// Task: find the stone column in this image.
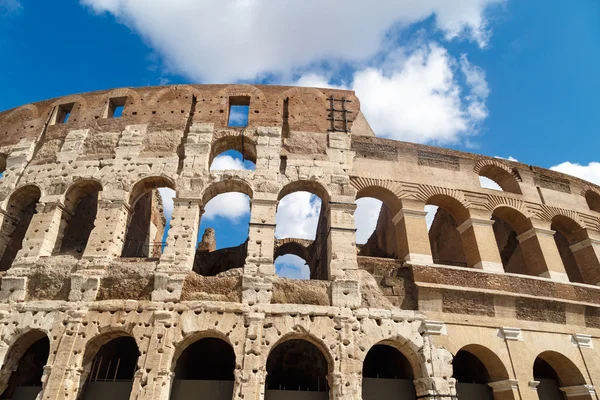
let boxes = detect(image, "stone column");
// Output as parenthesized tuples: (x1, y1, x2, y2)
(39, 309, 87, 400)
(82, 189, 131, 260)
(488, 379, 520, 400)
(394, 200, 434, 264)
(517, 226, 569, 282)
(329, 201, 362, 308)
(134, 310, 175, 400)
(152, 196, 202, 302)
(569, 238, 600, 285)
(181, 123, 213, 174)
(12, 198, 65, 263)
(242, 196, 277, 305)
(457, 217, 504, 272)
(235, 312, 267, 400)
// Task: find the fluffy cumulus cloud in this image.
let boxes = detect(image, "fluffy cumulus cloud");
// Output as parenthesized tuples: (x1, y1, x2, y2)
(81, 0, 501, 82)
(275, 192, 321, 240)
(210, 154, 246, 171)
(275, 254, 310, 280)
(204, 193, 250, 221)
(550, 162, 600, 186)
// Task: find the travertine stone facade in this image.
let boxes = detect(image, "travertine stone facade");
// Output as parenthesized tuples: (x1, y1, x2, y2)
(0, 84, 599, 400)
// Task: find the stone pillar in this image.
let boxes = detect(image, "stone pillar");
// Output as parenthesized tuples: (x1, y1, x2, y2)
(181, 123, 213, 174)
(152, 197, 202, 302)
(242, 195, 277, 305)
(13, 199, 65, 263)
(235, 312, 266, 400)
(394, 200, 433, 264)
(457, 217, 504, 272)
(517, 226, 569, 282)
(254, 126, 282, 171)
(569, 238, 600, 285)
(82, 189, 131, 260)
(0, 138, 36, 199)
(488, 379, 520, 400)
(134, 310, 175, 400)
(329, 201, 361, 308)
(330, 372, 362, 400)
(39, 309, 87, 400)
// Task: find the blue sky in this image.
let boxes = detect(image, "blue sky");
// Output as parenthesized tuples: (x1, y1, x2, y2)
(2, 0, 600, 279)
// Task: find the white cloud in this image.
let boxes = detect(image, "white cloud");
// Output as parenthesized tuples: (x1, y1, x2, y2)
(354, 198, 383, 244)
(296, 44, 489, 144)
(275, 254, 310, 280)
(158, 187, 175, 222)
(210, 154, 247, 171)
(204, 192, 250, 221)
(81, 0, 501, 82)
(494, 155, 518, 162)
(550, 162, 600, 186)
(275, 192, 321, 240)
(479, 176, 503, 191)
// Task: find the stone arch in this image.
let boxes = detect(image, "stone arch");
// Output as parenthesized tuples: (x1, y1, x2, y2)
(77, 331, 140, 400)
(265, 334, 333, 396)
(201, 179, 253, 206)
(148, 85, 200, 107)
(362, 342, 417, 400)
(56, 179, 103, 255)
(583, 188, 600, 213)
(209, 131, 258, 168)
(534, 351, 592, 399)
(0, 185, 41, 271)
(215, 84, 267, 104)
(474, 159, 522, 194)
(278, 180, 330, 205)
(280, 86, 328, 106)
(122, 175, 175, 258)
(454, 344, 510, 381)
(170, 330, 235, 367)
(128, 175, 176, 207)
(169, 333, 236, 400)
(105, 87, 142, 107)
(0, 329, 49, 399)
(354, 183, 402, 215)
(550, 215, 600, 284)
(359, 336, 425, 381)
(274, 239, 311, 262)
(5, 104, 39, 122)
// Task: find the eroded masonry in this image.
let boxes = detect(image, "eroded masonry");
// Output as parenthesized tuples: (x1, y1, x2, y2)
(0, 84, 598, 400)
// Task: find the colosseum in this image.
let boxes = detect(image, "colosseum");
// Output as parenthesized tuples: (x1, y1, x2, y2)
(0, 84, 597, 400)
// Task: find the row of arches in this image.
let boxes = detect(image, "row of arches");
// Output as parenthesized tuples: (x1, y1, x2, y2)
(357, 184, 600, 285)
(0, 329, 591, 400)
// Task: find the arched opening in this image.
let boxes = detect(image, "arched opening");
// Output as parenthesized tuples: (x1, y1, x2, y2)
(452, 345, 514, 400)
(478, 165, 522, 194)
(56, 180, 102, 256)
(0, 331, 49, 400)
(492, 207, 542, 277)
(80, 336, 139, 400)
(265, 339, 329, 399)
(275, 182, 328, 280)
(122, 177, 174, 258)
(0, 185, 41, 271)
(193, 181, 251, 276)
(426, 195, 470, 267)
(274, 240, 311, 278)
(355, 187, 402, 259)
(534, 351, 592, 400)
(362, 344, 416, 400)
(551, 216, 596, 284)
(585, 190, 600, 213)
(209, 135, 257, 172)
(170, 337, 235, 400)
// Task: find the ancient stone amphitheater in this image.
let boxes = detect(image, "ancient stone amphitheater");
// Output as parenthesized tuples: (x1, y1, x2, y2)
(0, 84, 598, 400)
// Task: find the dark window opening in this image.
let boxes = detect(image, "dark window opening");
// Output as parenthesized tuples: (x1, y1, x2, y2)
(55, 103, 74, 125)
(58, 184, 100, 256)
(266, 339, 329, 393)
(0, 188, 40, 271)
(170, 338, 235, 400)
(362, 345, 416, 400)
(534, 358, 565, 400)
(107, 97, 127, 118)
(228, 96, 250, 127)
(122, 189, 167, 258)
(0, 336, 49, 399)
(453, 350, 494, 400)
(428, 207, 467, 267)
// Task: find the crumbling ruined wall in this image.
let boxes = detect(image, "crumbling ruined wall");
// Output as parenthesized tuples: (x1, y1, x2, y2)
(0, 84, 599, 400)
